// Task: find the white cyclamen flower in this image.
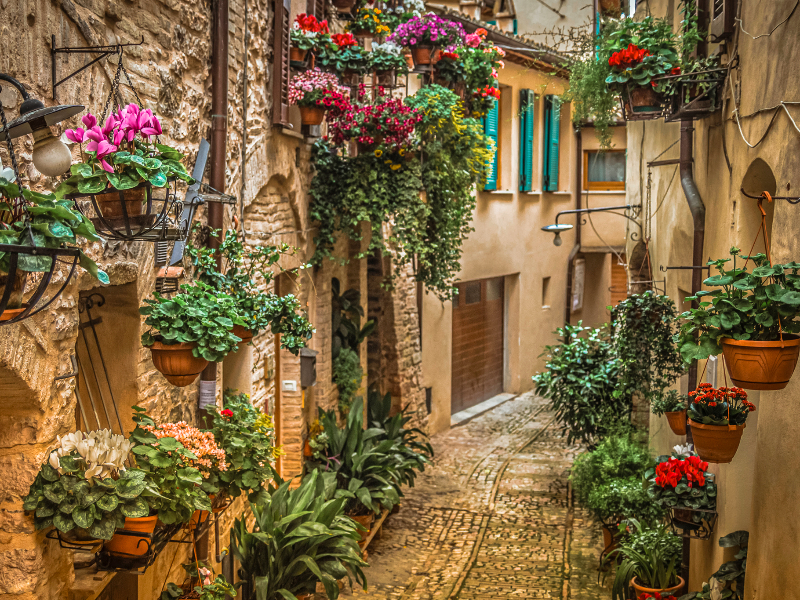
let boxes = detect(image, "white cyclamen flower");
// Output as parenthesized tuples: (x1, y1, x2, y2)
(673, 443, 694, 456)
(49, 451, 61, 471)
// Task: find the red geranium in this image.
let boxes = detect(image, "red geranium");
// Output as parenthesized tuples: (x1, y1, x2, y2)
(332, 32, 358, 49)
(294, 13, 329, 34)
(609, 43, 651, 69)
(221, 409, 234, 418)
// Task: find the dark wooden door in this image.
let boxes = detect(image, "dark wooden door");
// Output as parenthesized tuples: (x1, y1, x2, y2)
(451, 277, 505, 414)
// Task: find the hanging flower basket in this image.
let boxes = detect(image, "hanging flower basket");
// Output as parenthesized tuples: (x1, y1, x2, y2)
(103, 515, 158, 558)
(232, 324, 255, 345)
(290, 47, 308, 63)
(666, 506, 718, 540)
(331, 0, 356, 10)
(147, 340, 209, 387)
(721, 336, 800, 390)
(299, 106, 325, 126)
(689, 420, 746, 463)
(665, 409, 687, 435)
(411, 45, 436, 66)
(69, 179, 185, 242)
(0, 245, 81, 325)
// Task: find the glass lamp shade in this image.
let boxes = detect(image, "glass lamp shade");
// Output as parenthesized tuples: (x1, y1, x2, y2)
(32, 128, 73, 176)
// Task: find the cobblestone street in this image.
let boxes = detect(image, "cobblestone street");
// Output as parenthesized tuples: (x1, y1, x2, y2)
(350, 392, 611, 600)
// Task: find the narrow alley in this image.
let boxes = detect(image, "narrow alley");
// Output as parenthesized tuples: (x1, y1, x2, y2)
(351, 393, 610, 600)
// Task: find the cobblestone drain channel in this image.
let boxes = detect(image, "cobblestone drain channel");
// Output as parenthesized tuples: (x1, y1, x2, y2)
(348, 392, 611, 600)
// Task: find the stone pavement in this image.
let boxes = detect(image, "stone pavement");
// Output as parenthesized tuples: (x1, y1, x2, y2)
(348, 392, 611, 600)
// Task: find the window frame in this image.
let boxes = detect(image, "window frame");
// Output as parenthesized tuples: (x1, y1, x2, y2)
(583, 150, 626, 191)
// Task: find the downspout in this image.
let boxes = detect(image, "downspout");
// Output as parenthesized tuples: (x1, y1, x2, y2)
(564, 126, 582, 326)
(679, 117, 704, 590)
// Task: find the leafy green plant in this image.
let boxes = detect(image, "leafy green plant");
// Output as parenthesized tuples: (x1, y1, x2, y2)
(687, 383, 755, 426)
(209, 389, 278, 504)
(676, 247, 800, 362)
(188, 228, 314, 353)
(602, 17, 679, 92)
(678, 531, 748, 600)
(533, 323, 628, 445)
(602, 519, 682, 600)
(370, 41, 410, 72)
(231, 469, 368, 600)
(651, 390, 689, 417)
(611, 292, 685, 409)
(367, 388, 433, 488)
(23, 431, 156, 540)
(585, 478, 663, 525)
(306, 397, 403, 515)
(140, 281, 246, 362)
(130, 407, 213, 524)
(571, 431, 654, 504)
(332, 280, 375, 358)
(162, 564, 236, 600)
(333, 348, 363, 415)
(0, 178, 109, 287)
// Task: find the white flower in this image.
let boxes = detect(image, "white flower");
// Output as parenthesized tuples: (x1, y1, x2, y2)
(52, 429, 133, 480)
(49, 451, 61, 471)
(673, 443, 694, 456)
(0, 166, 15, 182)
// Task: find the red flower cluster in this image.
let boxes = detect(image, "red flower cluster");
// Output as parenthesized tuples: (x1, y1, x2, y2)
(328, 98, 422, 150)
(438, 50, 460, 61)
(221, 409, 234, 418)
(639, 594, 676, 600)
(332, 32, 358, 49)
(655, 455, 709, 489)
(474, 85, 500, 99)
(608, 43, 651, 69)
(690, 382, 752, 409)
(294, 13, 329, 33)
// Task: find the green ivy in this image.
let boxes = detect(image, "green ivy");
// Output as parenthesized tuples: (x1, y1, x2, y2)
(333, 348, 363, 415)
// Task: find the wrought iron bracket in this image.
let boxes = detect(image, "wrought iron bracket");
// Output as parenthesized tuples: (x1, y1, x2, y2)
(50, 35, 144, 101)
(659, 263, 711, 273)
(554, 204, 642, 227)
(740, 187, 800, 204)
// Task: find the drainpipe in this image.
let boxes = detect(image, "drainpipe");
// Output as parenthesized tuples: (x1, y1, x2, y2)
(564, 126, 582, 326)
(679, 117, 704, 590)
(196, 0, 228, 560)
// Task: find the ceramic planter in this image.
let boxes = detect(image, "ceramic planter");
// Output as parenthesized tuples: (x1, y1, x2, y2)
(411, 45, 435, 66)
(631, 576, 685, 597)
(94, 185, 146, 219)
(299, 105, 325, 126)
(628, 86, 662, 112)
(104, 515, 158, 557)
(148, 340, 209, 387)
(290, 47, 308, 63)
(331, 0, 356, 9)
(721, 336, 800, 390)
(232, 324, 255, 346)
(665, 410, 687, 436)
(689, 419, 745, 463)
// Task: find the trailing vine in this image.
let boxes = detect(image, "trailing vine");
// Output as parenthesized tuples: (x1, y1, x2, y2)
(610, 292, 685, 407)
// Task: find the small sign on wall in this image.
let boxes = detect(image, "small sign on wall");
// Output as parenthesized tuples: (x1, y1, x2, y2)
(572, 258, 585, 312)
(282, 380, 298, 392)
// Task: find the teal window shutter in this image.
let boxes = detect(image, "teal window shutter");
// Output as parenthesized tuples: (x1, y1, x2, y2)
(519, 90, 534, 192)
(543, 95, 561, 192)
(483, 90, 499, 192)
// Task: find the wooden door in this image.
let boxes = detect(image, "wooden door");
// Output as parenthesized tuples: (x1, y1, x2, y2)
(451, 277, 505, 414)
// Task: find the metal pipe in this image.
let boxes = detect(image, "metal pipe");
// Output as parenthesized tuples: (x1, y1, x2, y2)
(679, 117, 705, 590)
(564, 126, 582, 326)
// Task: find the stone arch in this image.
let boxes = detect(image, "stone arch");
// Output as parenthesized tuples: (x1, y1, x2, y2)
(738, 158, 777, 256)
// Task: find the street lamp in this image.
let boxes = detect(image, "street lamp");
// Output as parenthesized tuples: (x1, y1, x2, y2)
(541, 205, 642, 246)
(0, 74, 83, 177)
(541, 223, 573, 247)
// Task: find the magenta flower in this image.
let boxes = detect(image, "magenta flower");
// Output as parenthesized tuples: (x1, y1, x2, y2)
(82, 114, 97, 129)
(65, 127, 86, 144)
(465, 33, 480, 47)
(93, 140, 118, 173)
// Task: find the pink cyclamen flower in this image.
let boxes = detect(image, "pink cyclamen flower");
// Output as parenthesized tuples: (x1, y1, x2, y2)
(93, 140, 118, 173)
(81, 114, 97, 129)
(65, 127, 86, 144)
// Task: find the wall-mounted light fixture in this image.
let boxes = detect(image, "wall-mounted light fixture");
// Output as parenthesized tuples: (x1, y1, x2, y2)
(0, 74, 82, 177)
(541, 204, 642, 246)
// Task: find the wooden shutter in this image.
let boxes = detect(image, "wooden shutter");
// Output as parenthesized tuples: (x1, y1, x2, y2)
(272, 0, 291, 127)
(483, 88, 500, 192)
(306, 0, 326, 21)
(543, 95, 560, 192)
(518, 89, 534, 192)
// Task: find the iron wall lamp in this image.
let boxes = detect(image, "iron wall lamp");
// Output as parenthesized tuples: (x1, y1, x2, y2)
(541, 204, 642, 246)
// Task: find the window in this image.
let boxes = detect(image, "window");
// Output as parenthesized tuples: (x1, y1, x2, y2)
(584, 150, 626, 191)
(542, 95, 561, 191)
(542, 276, 551, 308)
(464, 281, 481, 305)
(518, 89, 534, 192)
(483, 84, 500, 191)
(272, 0, 292, 127)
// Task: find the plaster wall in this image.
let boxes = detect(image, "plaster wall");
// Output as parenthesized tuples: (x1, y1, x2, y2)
(629, 0, 800, 595)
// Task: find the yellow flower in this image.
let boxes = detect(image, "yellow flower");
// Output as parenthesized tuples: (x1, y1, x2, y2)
(384, 159, 392, 164)
(390, 164, 402, 171)
(399, 148, 406, 156)
(374, 8, 381, 13)
(374, 149, 383, 157)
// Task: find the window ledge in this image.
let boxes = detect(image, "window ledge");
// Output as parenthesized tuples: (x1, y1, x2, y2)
(584, 189, 626, 194)
(481, 190, 515, 196)
(543, 191, 573, 196)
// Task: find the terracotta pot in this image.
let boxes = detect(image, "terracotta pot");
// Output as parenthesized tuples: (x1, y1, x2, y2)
(689, 419, 745, 463)
(304, 439, 313, 457)
(210, 492, 231, 514)
(404, 53, 415, 70)
(411, 45, 435, 66)
(290, 47, 308, 63)
(721, 336, 800, 390)
(665, 410, 687, 436)
(599, 0, 622, 15)
(186, 508, 210, 530)
(331, 0, 356, 9)
(602, 525, 620, 552)
(94, 186, 146, 219)
(299, 105, 325, 126)
(148, 341, 209, 387)
(629, 86, 662, 112)
(104, 515, 158, 557)
(232, 324, 255, 346)
(349, 513, 373, 542)
(295, 594, 313, 600)
(350, 29, 373, 39)
(631, 576, 685, 597)
(0, 270, 28, 311)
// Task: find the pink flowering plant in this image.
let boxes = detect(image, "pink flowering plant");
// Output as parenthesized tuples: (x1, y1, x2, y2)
(56, 103, 194, 199)
(288, 69, 349, 108)
(462, 30, 506, 93)
(130, 407, 214, 524)
(388, 13, 465, 48)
